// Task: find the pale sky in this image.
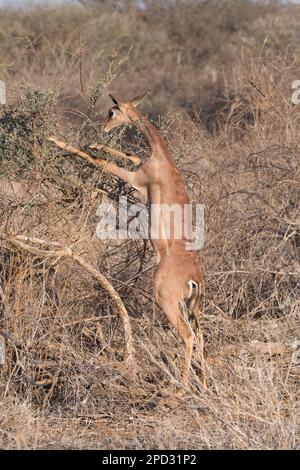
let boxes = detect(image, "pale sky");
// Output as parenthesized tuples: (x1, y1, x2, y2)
(0, 0, 299, 6)
(0, 0, 77, 6)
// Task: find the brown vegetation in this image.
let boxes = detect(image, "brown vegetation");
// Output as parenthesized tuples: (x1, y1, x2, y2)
(0, 0, 299, 449)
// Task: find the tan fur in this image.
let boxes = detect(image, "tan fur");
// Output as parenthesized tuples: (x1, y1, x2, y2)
(102, 94, 206, 388)
(49, 93, 206, 388)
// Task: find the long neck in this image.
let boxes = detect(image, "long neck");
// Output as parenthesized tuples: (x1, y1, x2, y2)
(129, 109, 171, 159)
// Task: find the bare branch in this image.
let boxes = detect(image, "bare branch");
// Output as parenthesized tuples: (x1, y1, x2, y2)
(3, 235, 135, 368)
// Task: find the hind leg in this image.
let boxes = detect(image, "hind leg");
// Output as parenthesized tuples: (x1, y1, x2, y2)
(180, 301, 207, 389)
(182, 325, 195, 388)
(195, 321, 207, 389)
(159, 298, 195, 388)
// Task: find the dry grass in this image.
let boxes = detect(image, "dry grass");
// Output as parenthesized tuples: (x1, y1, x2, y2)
(0, 0, 299, 450)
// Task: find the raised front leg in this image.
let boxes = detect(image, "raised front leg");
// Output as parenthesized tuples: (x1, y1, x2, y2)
(89, 143, 142, 166)
(48, 137, 146, 197)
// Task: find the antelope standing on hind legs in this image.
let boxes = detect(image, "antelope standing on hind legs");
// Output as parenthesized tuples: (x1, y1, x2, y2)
(49, 92, 206, 389)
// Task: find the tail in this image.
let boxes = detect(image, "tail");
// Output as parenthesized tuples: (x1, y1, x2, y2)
(179, 279, 201, 326)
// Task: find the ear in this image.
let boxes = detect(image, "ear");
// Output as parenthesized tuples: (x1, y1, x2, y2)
(131, 90, 149, 108)
(109, 93, 121, 108)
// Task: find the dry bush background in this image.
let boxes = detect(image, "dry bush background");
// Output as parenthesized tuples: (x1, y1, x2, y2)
(0, 0, 299, 449)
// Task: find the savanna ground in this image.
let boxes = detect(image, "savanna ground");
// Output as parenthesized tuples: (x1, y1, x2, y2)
(0, 0, 299, 449)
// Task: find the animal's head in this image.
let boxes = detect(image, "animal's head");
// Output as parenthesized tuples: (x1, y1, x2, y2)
(101, 91, 148, 133)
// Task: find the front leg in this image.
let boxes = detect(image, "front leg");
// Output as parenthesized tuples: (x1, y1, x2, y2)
(89, 143, 142, 166)
(48, 137, 146, 197)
